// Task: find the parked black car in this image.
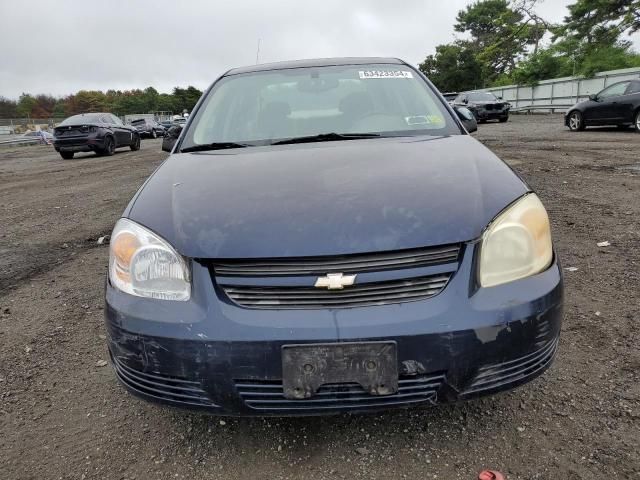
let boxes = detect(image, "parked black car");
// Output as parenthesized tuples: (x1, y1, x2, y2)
(565, 79, 640, 132)
(130, 118, 166, 138)
(106, 57, 561, 416)
(454, 91, 510, 123)
(53, 113, 140, 159)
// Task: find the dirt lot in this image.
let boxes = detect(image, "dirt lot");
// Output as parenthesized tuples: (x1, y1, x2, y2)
(1, 116, 639, 480)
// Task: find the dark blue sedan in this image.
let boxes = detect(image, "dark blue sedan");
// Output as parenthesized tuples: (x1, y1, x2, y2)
(105, 57, 562, 415)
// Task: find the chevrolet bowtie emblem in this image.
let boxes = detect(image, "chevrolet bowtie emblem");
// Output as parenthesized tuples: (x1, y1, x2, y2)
(314, 273, 357, 290)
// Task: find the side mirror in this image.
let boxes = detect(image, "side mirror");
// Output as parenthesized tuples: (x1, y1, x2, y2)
(454, 106, 477, 133)
(162, 125, 182, 152)
(462, 98, 468, 104)
(497, 96, 503, 100)
(589, 94, 598, 101)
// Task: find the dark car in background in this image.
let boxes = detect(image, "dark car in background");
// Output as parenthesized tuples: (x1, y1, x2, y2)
(442, 92, 458, 105)
(106, 57, 562, 416)
(53, 113, 140, 159)
(454, 91, 510, 123)
(130, 118, 166, 138)
(565, 79, 640, 132)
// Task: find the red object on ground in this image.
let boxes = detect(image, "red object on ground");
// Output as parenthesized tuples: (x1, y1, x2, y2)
(478, 471, 505, 480)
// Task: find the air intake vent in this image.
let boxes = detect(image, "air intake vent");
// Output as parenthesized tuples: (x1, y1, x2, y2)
(235, 373, 445, 413)
(221, 274, 451, 309)
(212, 244, 460, 277)
(462, 337, 559, 397)
(110, 353, 216, 408)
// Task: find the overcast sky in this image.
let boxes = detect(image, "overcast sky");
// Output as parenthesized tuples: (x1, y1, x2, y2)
(1, 0, 638, 99)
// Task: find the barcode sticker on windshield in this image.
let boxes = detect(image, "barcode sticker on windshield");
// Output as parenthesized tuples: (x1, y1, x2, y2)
(359, 70, 413, 79)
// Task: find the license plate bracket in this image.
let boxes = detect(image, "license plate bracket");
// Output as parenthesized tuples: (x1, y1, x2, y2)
(282, 342, 398, 400)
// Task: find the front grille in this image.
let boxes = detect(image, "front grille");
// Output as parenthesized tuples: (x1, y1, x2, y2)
(212, 244, 460, 276)
(461, 337, 558, 397)
(110, 353, 217, 408)
(235, 373, 445, 413)
(221, 273, 451, 309)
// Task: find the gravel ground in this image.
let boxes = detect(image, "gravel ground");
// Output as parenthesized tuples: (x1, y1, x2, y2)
(1, 116, 638, 480)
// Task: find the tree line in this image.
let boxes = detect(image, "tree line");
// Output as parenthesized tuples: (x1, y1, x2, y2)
(419, 0, 640, 92)
(0, 86, 203, 119)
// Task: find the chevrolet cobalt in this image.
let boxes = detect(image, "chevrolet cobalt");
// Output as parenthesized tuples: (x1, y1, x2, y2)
(105, 58, 562, 415)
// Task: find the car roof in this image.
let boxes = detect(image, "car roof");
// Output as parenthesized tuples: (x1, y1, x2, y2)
(225, 57, 406, 76)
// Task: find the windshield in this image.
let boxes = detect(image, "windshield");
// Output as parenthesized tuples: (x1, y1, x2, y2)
(59, 113, 102, 125)
(468, 92, 497, 102)
(181, 63, 459, 150)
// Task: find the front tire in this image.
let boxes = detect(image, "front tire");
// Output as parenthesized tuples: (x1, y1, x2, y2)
(499, 116, 509, 123)
(634, 109, 640, 133)
(60, 151, 74, 160)
(568, 111, 585, 131)
(151, 129, 157, 139)
(130, 134, 141, 151)
(102, 136, 115, 156)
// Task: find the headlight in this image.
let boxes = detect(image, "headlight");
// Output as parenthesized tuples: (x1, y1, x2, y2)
(109, 218, 190, 301)
(479, 194, 553, 288)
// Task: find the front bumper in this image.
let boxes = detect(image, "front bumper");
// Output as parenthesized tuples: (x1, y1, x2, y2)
(473, 108, 509, 120)
(105, 243, 563, 416)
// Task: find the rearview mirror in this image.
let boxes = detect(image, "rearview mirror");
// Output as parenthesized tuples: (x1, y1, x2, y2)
(162, 125, 183, 152)
(454, 106, 477, 133)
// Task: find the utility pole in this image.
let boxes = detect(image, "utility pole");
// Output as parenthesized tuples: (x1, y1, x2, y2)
(256, 38, 261, 65)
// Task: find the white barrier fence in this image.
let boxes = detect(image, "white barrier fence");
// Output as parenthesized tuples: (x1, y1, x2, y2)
(483, 67, 640, 112)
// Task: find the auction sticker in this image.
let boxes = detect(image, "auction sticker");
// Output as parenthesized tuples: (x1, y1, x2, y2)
(359, 70, 413, 79)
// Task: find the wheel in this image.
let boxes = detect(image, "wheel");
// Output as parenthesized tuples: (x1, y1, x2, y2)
(635, 110, 640, 133)
(151, 129, 157, 139)
(499, 116, 509, 123)
(567, 111, 585, 131)
(130, 134, 141, 151)
(102, 136, 115, 156)
(60, 151, 74, 160)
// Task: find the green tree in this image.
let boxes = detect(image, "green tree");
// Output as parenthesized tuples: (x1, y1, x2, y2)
(455, 0, 548, 82)
(551, 0, 640, 78)
(142, 86, 159, 113)
(16, 93, 37, 117)
(506, 48, 573, 85)
(66, 90, 107, 114)
(172, 86, 203, 113)
(52, 100, 66, 118)
(560, 0, 640, 44)
(0, 96, 18, 118)
(419, 42, 483, 92)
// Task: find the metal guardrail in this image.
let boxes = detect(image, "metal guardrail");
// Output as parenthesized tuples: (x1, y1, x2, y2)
(0, 136, 42, 147)
(484, 67, 640, 110)
(511, 104, 573, 113)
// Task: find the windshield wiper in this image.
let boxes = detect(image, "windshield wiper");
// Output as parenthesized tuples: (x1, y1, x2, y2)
(271, 132, 383, 146)
(181, 142, 250, 153)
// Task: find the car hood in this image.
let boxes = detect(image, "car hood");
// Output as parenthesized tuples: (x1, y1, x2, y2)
(126, 136, 528, 259)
